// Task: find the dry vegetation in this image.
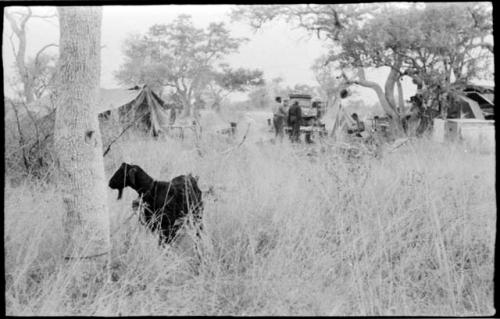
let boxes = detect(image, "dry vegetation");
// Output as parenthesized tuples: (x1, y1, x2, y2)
(4, 128, 496, 316)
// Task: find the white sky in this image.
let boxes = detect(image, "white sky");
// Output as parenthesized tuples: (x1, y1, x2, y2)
(3, 4, 453, 106)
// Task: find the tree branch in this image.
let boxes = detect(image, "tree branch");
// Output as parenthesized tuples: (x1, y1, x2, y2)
(31, 14, 58, 20)
(21, 7, 32, 30)
(8, 31, 18, 58)
(34, 43, 58, 67)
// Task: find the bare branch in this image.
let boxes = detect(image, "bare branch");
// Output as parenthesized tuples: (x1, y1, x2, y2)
(20, 7, 33, 30)
(34, 43, 58, 67)
(5, 10, 22, 35)
(30, 14, 58, 20)
(9, 31, 18, 58)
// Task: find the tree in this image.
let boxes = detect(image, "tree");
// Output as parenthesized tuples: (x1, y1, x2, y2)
(311, 56, 340, 105)
(231, 4, 362, 41)
(397, 3, 493, 117)
(247, 85, 271, 109)
(54, 7, 110, 267)
(5, 7, 58, 104)
(25, 52, 58, 100)
(232, 4, 405, 130)
(311, 55, 343, 108)
(205, 65, 264, 112)
(245, 77, 289, 109)
(115, 15, 247, 118)
(234, 3, 493, 133)
(333, 6, 407, 123)
(289, 83, 318, 95)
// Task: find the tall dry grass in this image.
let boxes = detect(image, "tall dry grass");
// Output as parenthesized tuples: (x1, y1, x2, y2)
(4, 131, 496, 316)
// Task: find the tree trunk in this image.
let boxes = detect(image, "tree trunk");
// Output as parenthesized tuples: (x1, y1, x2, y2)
(180, 95, 192, 118)
(352, 79, 401, 120)
(384, 57, 403, 112)
(351, 67, 403, 134)
(396, 78, 405, 113)
(54, 7, 110, 266)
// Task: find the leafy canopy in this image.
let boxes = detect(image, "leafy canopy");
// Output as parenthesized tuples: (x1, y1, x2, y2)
(115, 14, 248, 111)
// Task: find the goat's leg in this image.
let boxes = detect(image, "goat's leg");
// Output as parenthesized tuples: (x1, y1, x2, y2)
(158, 233, 167, 247)
(132, 199, 140, 211)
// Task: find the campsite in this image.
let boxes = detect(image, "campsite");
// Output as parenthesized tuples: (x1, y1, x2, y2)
(3, 4, 495, 316)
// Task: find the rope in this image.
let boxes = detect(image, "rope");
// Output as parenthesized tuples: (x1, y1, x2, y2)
(63, 202, 140, 261)
(64, 251, 109, 261)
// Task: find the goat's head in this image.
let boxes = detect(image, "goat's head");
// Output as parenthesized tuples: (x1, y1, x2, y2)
(108, 162, 139, 199)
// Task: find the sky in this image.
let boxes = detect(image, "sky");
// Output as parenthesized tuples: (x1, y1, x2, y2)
(3, 5, 427, 106)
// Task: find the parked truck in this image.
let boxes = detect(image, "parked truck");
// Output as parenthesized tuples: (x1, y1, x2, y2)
(283, 93, 327, 142)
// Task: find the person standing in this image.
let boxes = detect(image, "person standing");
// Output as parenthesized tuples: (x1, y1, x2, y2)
(272, 96, 287, 140)
(347, 113, 365, 137)
(288, 101, 302, 143)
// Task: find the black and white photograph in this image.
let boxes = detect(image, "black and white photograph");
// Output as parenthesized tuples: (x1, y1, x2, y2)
(3, 3, 495, 316)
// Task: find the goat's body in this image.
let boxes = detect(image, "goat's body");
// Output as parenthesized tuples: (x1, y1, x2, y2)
(141, 175, 203, 243)
(109, 163, 203, 245)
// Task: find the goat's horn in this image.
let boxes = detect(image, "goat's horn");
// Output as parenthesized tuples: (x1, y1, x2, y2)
(117, 188, 123, 200)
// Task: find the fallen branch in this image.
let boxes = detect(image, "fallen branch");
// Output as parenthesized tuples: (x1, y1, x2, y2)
(388, 137, 410, 153)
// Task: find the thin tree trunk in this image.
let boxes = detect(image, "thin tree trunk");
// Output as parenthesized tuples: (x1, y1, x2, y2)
(11, 102, 30, 173)
(6, 10, 35, 104)
(396, 78, 405, 113)
(384, 58, 402, 112)
(180, 95, 192, 118)
(54, 7, 110, 266)
(351, 79, 401, 121)
(350, 79, 404, 134)
(350, 67, 403, 134)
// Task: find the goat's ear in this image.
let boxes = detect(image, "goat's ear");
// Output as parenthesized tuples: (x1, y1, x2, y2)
(128, 166, 137, 186)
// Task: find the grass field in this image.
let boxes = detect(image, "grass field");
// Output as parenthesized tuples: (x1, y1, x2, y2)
(4, 129, 496, 316)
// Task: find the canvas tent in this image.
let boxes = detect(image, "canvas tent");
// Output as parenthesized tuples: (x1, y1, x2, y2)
(454, 95, 485, 120)
(462, 84, 494, 120)
(445, 84, 494, 120)
(27, 85, 172, 136)
(322, 97, 357, 139)
(100, 85, 172, 136)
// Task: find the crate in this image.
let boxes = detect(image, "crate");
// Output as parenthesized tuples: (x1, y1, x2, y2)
(432, 119, 446, 143)
(445, 119, 495, 152)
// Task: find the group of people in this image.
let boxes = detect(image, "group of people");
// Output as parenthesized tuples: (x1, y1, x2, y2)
(273, 95, 366, 142)
(272, 96, 302, 143)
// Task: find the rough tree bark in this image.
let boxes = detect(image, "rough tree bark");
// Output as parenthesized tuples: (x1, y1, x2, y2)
(54, 7, 110, 265)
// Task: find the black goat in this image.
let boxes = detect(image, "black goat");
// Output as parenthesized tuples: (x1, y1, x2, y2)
(108, 162, 203, 244)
